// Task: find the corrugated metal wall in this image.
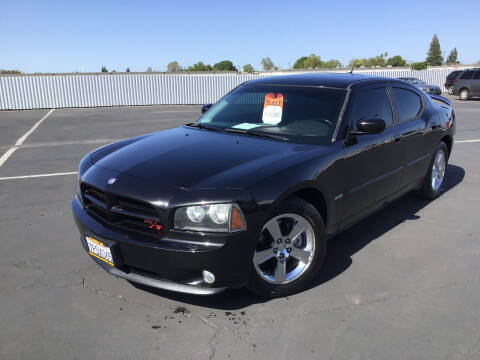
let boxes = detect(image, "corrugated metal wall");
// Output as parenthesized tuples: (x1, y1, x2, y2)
(351, 67, 458, 92)
(0, 67, 466, 110)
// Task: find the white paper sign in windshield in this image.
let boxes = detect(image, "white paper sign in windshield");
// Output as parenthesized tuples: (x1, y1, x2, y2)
(262, 93, 284, 125)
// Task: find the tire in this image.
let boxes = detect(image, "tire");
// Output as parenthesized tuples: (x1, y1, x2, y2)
(459, 88, 471, 101)
(416, 141, 449, 200)
(247, 196, 327, 298)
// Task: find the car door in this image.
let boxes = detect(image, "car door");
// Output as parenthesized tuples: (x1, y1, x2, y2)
(472, 71, 480, 96)
(338, 84, 405, 227)
(389, 86, 429, 186)
(458, 70, 474, 93)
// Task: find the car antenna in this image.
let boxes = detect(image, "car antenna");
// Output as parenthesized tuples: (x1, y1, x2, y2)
(349, 59, 356, 74)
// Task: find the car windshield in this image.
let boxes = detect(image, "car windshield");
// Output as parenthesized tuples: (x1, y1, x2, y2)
(410, 78, 425, 84)
(196, 85, 347, 144)
(403, 78, 424, 84)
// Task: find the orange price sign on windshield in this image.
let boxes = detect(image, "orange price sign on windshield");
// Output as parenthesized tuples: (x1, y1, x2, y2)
(264, 93, 284, 109)
(262, 93, 284, 124)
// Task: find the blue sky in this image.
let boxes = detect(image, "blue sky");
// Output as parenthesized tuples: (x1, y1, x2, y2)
(1, 0, 478, 73)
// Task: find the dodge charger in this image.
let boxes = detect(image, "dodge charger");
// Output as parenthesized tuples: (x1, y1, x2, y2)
(72, 74, 455, 297)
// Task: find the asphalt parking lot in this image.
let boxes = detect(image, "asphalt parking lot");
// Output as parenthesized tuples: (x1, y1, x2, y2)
(1, 96, 479, 360)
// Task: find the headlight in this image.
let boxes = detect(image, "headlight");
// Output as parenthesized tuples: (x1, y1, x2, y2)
(186, 206, 206, 223)
(174, 203, 246, 232)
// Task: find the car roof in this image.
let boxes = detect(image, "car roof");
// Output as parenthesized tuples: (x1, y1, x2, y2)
(245, 73, 402, 89)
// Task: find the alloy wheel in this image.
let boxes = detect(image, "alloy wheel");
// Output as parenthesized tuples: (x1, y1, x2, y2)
(460, 89, 470, 100)
(431, 149, 446, 191)
(253, 213, 315, 284)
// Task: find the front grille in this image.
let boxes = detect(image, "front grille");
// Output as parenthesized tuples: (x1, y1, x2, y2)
(81, 182, 163, 238)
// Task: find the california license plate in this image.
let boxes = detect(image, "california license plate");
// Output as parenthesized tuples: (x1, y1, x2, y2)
(86, 236, 114, 267)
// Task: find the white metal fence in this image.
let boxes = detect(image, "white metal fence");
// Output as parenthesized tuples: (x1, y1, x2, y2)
(0, 67, 468, 110)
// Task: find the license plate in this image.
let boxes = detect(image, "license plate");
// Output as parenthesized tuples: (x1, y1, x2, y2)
(86, 236, 114, 267)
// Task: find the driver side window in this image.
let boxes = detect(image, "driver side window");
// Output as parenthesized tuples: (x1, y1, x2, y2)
(353, 87, 394, 129)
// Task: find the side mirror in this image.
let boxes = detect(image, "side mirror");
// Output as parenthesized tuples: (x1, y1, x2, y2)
(350, 118, 386, 136)
(201, 104, 213, 113)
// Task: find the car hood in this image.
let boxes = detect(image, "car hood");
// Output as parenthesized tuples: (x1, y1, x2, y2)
(90, 127, 326, 190)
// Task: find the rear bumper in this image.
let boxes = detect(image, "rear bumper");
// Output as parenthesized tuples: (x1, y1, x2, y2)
(72, 196, 257, 294)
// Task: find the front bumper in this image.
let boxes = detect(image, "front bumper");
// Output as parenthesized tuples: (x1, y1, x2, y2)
(72, 196, 257, 294)
(85, 249, 226, 295)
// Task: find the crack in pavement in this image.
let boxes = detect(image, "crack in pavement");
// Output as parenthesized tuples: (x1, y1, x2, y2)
(80, 275, 258, 354)
(208, 328, 219, 360)
(13, 263, 97, 291)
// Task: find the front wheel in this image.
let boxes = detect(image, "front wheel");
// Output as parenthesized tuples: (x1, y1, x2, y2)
(247, 197, 327, 298)
(416, 141, 448, 199)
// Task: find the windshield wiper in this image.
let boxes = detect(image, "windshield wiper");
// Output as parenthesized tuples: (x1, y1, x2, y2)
(185, 122, 221, 132)
(224, 127, 289, 141)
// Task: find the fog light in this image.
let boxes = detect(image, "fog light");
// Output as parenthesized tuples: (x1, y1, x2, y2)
(202, 270, 215, 284)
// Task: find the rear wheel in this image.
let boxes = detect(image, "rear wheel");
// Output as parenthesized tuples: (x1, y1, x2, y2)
(459, 88, 471, 101)
(416, 141, 448, 199)
(248, 197, 327, 298)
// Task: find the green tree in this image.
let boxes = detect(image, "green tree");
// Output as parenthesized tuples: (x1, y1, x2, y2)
(261, 57, 275, 71)
(212, 60, 237, 72)
(348, 58, 368, 68)
(125, 67, 131, 72)
(426, 34, 443, 66)
(101, 66, 108, 72)
(411, 62, 428, 70)
(0, 69, 22, 74)
(167, 61, 182, 72)
(293, 56, 308, 69)
(321, 59, 342, 68)
(303, 54, 322, 69)
(366, 55, 386, 67)
(446, 48, 459, 65)
(187, 62, 212, 71)
(386, 55, 407, 67)
(242, 64, 254, 73)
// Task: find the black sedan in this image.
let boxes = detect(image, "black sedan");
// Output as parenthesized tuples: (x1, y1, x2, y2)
(398, 77, 442, 95)
(72, 74, 455, 297)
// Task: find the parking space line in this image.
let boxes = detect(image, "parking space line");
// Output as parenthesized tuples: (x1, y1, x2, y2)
(0, 147, 18, 168)
(0, 171, 78, 181)
(15, 109, 56, 146)
(455, 139, 480, 143)
(0, 109, 55, 168)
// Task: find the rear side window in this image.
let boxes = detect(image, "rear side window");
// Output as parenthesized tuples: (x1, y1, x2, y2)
(473, 71, 480, 80)
(390, 88, 422, 122)
(461, 71, 474, 79)
(447, 71, 460, 80)
(353, 88, 393, 128)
